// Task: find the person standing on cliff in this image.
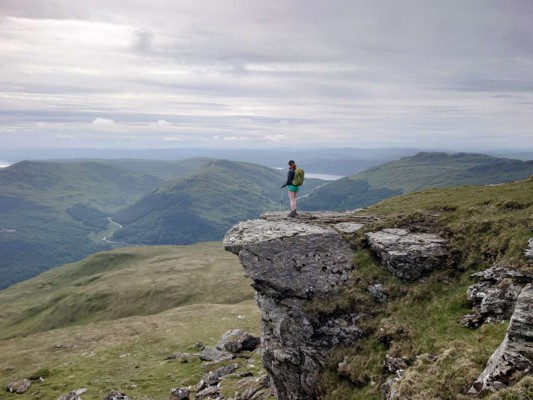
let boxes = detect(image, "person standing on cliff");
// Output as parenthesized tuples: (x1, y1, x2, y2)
(281, 160, 299, 218)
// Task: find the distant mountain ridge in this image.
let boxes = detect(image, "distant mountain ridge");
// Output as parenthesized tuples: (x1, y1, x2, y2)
(112, 159, 323, 245)
(0, 161, 163, 288)
(0, 158, 324, 288)
(300, 152, 533, 211)
(2, 152, 531, 289)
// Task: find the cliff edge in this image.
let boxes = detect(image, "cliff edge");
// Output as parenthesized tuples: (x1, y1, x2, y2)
(224, 209, 533, 400)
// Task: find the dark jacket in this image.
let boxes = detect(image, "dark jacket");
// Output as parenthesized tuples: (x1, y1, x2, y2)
(281, 169, 295, 188)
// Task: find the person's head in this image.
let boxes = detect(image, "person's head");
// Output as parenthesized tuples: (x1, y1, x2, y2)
(288, 160, 296, 170)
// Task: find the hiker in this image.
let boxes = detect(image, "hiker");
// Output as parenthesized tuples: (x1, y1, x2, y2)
(281, 160, 299, 218)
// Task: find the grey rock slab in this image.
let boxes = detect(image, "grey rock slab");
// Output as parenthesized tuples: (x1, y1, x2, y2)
(224, 220, 354, 299)
(199, 346, 234, 362)
(333, 222, 365, 234)
(57, 389, 88, 400)
(366, 228, 448, 280)
(260, 210, 372, 224)
(469, 283, 533, 395)
(217, 329, 259, 353)
(224, 219, 335, 255)
(169, 388, 190, 400)
(459, 264, 533, 328)
(102, 391, 129, 400)
(6, 378, 31, 394)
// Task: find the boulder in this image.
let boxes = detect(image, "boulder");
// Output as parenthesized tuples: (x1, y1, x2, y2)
(102, 390, 129, 400)
(169, 387, 190, 400)
(216, 329, 259, 353)
(469, 283, 533, 395)
(458, 264, 533, 328)
(6, 378, 31, 394)
(199, 346, 234, 362)
(57, 389, 88, 400)
(365, 228, 448, 281)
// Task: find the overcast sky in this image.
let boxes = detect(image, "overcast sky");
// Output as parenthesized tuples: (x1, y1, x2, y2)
(1, 0, 532, 151)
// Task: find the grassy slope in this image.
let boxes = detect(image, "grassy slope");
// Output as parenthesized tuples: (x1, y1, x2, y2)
(316, 176, 533, 399)
(300, 152, 533, 211)
(0, 242, 261, 400)
(0, 242, 253, 339)
(113, 159, 324, 245)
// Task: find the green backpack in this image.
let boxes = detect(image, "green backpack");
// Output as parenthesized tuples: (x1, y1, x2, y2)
(292, 168, 305, 186)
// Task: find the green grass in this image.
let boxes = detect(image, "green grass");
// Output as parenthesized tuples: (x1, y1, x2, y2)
(314, 176, 533, 399)
(0, 242, 255, 339)
(0, 241, 266, 399)
(0, 301, 262, 400)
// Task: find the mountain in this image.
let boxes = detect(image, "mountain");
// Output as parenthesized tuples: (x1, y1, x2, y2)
(0, 158, 324, 289)
(58, 157, 216, 181)
(1, 176, 532, 399)
(224, 176, 533, 400)
(300, 152, 533, 211)
(112, 159, 325, 245)
(1, 147, 425, 179)
(0, 161, 162, 288)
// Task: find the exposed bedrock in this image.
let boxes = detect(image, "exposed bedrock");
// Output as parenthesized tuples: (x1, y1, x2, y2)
(469, 283, 533, 395)
(224, 213, 365, 400)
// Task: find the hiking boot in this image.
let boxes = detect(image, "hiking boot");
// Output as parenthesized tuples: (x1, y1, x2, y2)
(287, 210, 297, 218)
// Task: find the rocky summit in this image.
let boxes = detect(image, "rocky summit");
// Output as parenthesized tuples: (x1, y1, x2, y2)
(224, 210, 533, 400)
(224, 212, 363, 399)
(224, 210, 449, 400)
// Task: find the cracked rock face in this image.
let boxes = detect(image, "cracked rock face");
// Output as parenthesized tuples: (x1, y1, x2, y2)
(225, 220, 354, 298)
(469, 283, 533, 395)
(224, 215, 361, 400)
(458, 264, 532, 328)
(365, 228, 449, 281)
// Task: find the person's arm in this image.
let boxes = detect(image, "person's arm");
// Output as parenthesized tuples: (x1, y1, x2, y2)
(281, 170, 295, 188)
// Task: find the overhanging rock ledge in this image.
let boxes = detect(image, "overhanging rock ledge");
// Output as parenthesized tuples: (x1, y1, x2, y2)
(223, 211, 371, 400)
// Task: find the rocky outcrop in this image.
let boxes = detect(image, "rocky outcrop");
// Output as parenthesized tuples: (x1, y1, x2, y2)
(224, 211, 371, 400)
(365, 228, 448, 281)
(57, 389, 88, 400)
(102, 391, 129, 400)
(223, 211, 456, 399)
(525, 238, 533, 260)
(6, 378, 31, 394)
(164, 329, 272, 400)
(459, 264, 533, 328)
(217, 329, 260, 353)
(169, 388, 190, 400)
(469, 283, 533, 395)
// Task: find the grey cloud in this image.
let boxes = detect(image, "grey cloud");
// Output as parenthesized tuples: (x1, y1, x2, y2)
(1, 0, 533, 151)
(133, 29, 155, 53)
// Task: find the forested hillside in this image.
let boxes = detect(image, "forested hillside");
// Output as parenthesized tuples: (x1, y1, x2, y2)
(300, 152, 533, 211)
